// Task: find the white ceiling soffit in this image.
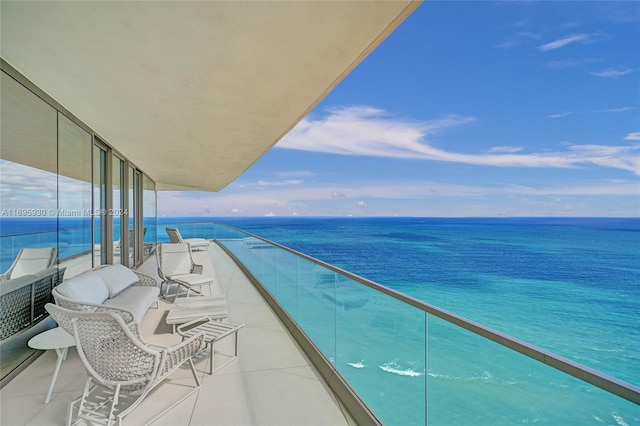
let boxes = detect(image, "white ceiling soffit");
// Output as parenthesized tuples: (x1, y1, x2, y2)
(1, 1, 421, 192)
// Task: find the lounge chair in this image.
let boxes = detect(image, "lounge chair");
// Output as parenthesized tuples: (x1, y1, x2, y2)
(165, 227, 210, 251)
(45, 303, 205, 426)
(0, 247, 57, 281)
(112, 228, 147, 257)
(157, 243, 215, 298)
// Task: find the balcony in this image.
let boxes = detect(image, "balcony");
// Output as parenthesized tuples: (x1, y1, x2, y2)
(1, 242, 355, 425)
(1, 222, 639, 425)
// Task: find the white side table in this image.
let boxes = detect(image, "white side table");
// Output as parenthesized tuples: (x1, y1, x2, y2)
(28, 327, 75, 403)
(176, 318, 244, 374)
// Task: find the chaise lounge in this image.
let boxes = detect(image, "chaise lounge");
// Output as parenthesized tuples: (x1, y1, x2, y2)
(0, 247, 58, 282)
(157, 243, 216, 299)
(165, 227, 210, 251)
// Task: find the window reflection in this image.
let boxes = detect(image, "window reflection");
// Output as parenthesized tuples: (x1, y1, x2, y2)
(0, 68, 158, 383)
(0, 70, 59, 378)
(58, 113, 92, 276)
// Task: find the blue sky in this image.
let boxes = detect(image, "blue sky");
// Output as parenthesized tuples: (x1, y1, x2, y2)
(159, 1, 640, 218)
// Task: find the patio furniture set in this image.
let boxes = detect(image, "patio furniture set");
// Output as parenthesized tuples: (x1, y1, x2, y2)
(8, 229, 243, 426)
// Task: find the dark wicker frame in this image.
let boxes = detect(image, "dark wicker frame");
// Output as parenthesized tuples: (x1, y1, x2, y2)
(0, 267, 66, 340)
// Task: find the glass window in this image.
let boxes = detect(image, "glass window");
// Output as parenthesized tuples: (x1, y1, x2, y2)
(93, 144, 107, 265)
(112, 156, 124, 265)
(128, 166, 138, 266)
(0, 71, 58, 379)
(143, 174, 157, 257)
(57, 113, 92, 276)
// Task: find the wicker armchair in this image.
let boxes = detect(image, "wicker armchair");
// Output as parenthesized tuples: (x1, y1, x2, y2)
(157, 243, 214, 298)
(45, 303, 205, 426)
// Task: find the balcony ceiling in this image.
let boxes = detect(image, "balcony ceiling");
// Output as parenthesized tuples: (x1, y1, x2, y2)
(1, 1, 420, 191)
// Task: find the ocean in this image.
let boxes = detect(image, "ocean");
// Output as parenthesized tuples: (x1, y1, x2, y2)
(211, 217, 639, 385)
(2, 216, 638, 423)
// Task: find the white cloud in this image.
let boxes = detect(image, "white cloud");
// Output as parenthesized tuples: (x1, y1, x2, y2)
(157, 176, 640, 217)
(277, 106, 640, 175)
(0, 159, 90, 211)
(272, 170, 315, 179)
(257, 179, 303, 187)
(543, 57, 599, 69)
(494, 31, 540, 49)
(590, 68, 635, 78)
(277, 105, 476, 159)
(546, 106, 635, 119)
(546, 112, 572, 119)
(605, 107, 636, 113)
(489, 145, 524, 153)
(503, 180, 640, 196)
(537, 34, 591, 51)
(624, 132, 640, 141)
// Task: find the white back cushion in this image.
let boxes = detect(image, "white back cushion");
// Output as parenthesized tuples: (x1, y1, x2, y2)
(94, 264, 139, 297)
(55, 271, 109, 304)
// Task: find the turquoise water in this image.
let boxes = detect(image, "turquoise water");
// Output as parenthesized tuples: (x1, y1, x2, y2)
(214, 218, 640, 381)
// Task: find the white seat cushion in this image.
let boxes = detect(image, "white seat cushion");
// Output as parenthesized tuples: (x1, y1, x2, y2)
(168, 273, 213, 286)
(104, 286, 159, 322)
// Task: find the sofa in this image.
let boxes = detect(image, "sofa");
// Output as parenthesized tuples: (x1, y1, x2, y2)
(52, 264, 159, 323)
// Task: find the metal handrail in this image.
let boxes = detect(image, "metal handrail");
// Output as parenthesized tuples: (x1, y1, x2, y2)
(211, 222, 640, 406)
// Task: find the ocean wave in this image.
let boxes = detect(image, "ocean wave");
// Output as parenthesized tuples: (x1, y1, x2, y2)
(592, 413, 631, 426)
(348, 361, 366, 369)
(379, 361, 424, 377)
(427, 370, 503, 383)
(612, 412, 629, 426)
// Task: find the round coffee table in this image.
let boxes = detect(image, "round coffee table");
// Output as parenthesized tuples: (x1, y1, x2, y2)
(28, 327, 75, 403)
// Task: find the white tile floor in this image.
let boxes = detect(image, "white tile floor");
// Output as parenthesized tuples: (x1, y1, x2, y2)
(0, 243, 355, 426)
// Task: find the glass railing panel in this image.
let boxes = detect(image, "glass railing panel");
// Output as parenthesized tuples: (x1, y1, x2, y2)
(240, 236, 276, 293)
(292, 259, 338, 361)
(334, 280, 427, 425)
(426, 315, 640, 425)
(170, 222, 213, 242)
(219, 235, 247, 256)
(271, 248, 300, 317)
